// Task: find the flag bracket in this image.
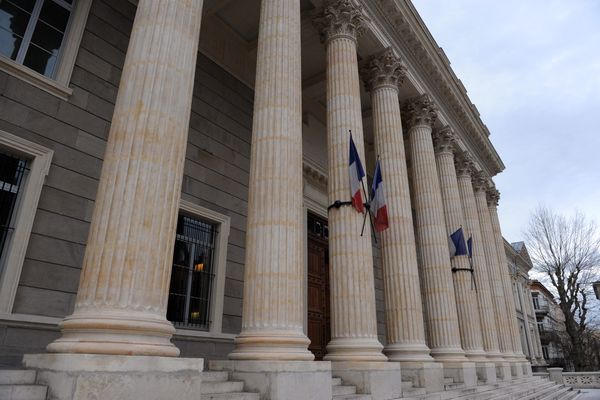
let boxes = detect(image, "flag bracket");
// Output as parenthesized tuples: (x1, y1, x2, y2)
(327, 200, 353, 211)
(451, 267, 478, 291)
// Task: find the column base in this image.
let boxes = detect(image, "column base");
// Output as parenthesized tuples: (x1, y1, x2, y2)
(476, 362, 497, 384)
(210, 360, 332, 400)
(228, 330, 314, 361)
(495, 361, 512, 381)
(511, 361, 524, 378)
(384, 343, 434, 362)
(23, 353, 203, 400)
(400, 361, 444, 394)
(522, 361, 533, 376)
(442, 361, 477, 388)
(324, 337, 387, 362)
(330, 361, 402, 400)
(46, 311, 179, 357)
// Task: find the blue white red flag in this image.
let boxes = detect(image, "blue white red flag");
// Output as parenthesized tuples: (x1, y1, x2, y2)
(449, 227, 468, 257)
(370, 160, 389, 232)
(348, 134, 365, 213)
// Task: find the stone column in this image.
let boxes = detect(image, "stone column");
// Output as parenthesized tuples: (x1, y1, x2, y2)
(46, 0, 205, 356)
(314, 0, 386, 362)
(473, 176, 514, 379)
(488, 189, 528, 366)
(228, 0, 312, 361)
(403, 96, 471, 377)
(432, 128, 486, 364)
(361, 50, 433, 363)
(455, 155, 503, 363)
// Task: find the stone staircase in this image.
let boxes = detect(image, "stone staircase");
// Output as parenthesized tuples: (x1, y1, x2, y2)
(401, 376, 580, 400)
(0, 370, 47, 400)
(331, 376, 371, 399)
(201, 370, 259, 399)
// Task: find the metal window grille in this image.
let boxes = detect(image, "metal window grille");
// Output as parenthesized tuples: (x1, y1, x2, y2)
(167, 214, 217, 330)
(0, 152, 29, 268)
(0, 0, 75, 78)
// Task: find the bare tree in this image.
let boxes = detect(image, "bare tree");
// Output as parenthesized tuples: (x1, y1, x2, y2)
(525, 206, 600, 371)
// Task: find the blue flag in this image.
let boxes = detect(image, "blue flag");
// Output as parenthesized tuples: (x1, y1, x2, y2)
(449, 227, 468, 257)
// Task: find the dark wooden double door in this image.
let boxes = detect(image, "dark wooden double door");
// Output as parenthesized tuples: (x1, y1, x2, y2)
(307, 213, 330, 360)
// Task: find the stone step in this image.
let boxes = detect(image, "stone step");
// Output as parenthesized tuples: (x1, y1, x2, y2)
(202, 393, 260, 400)
(444, 382, 465, 391)
(402, 380, 414, 390)
(0, 384, 48, 400)
(560, 389, 580, 400)
(203, 371, 229, 382)
(444, 378, 454, 384)
(538, 386, 573, 400)
(332, 395, 371, 400)
(0, 370, 36, 385)
(332, 377, 343, 386)
(404, 387, 427, 397)
(333, 385, 357, 396)
(201, 380, 245, 394)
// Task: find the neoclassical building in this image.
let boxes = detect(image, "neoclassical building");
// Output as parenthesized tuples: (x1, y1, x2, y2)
(0, 0, 579, 399)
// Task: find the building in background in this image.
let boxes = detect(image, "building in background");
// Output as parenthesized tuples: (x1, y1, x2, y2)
(531, 280, 568, 368)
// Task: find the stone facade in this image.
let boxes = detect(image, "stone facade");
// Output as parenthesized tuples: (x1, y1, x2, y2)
(0, 0, 536, 397)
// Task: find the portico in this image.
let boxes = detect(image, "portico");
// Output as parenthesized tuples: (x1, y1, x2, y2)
(11, 0, 530, 399)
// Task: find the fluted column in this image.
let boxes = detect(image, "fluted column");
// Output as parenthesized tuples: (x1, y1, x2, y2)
(473, 177, 514, 360)
(229, 0, 312, 361)
(403, 95, 467, 363)
(313, 0, 386, 361)
(488, 189, 527, 361)
(361, 50, 432, 362)
(46, 0, 204, 356)
(433, 128, 486, 362)
(455, 155, 503, 362)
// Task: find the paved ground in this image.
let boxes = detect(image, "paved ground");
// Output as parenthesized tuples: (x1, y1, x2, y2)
(578, 389, 600, 399)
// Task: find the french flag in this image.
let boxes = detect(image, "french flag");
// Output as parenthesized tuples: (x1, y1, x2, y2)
(349, 134, 365, 213)
(370, 160, 389, 232)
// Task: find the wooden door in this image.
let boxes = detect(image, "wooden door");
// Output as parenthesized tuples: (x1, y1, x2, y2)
(307, 213, 330, 360)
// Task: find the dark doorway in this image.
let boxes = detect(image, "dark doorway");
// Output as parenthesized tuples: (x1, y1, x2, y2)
(307, 212, 330, 360)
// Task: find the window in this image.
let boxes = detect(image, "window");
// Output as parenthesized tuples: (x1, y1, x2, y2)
(167, 214, 217, 330)
(0, 0, 75, 78)
(532, 293, 540, 310)
(0, 130, 52, 314)
(0, 152, 29, 267)
(542, 345, 549, 360)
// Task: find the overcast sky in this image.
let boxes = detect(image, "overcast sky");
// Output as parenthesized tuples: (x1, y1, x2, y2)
(411, 0, 600, 243)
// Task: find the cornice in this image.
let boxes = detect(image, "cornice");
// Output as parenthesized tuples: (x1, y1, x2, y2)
(359, 0, 505, 177)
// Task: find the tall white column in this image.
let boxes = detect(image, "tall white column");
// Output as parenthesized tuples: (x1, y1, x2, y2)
(488, 189, 528, 361)
(47, 0, 205, 356)
(314, 0, 386, 361)
(473, 177, 514, 360)
(361, 50, 433, 362)
(228, 0, 313, 361)
(455, 155, 503, 362)
(433, 128, 486, 362)
(403, 95, 467, 363)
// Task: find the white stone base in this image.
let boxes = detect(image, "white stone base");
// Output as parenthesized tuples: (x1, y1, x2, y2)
(511, 361, 524, 378)
(521, 361, 533, 376)
(400, 361, 444, 394)
(210, 360, 332, 400)
(443, 361, 477, 387)
(22, 353, 204, 400)
(495, 361, 512, 381)
(330, 361, 402, 400)
(476, 362, 497, 384)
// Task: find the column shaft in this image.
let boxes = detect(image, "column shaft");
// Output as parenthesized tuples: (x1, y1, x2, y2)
(433, 131, 485, 362)
(315, 0, 386, 361)
(229, 0, 312, 361)
(404, 96, 466, 362)
(47, 0, 205, 356)
(473, 183, 513, 359)
(363, 51, 432, 362)
(488, 196, 527, 360)
(456, 163, 502, 361)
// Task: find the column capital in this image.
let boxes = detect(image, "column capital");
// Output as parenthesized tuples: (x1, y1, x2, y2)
(360, 48, 407, 92)
(402, 94, 437, 130)
(454, 152, 475, 179)
(313, 0, 368, 44)
(432, 126, 456, 156)
(472, 172, 490, 194)
(487, 188, 500, 207)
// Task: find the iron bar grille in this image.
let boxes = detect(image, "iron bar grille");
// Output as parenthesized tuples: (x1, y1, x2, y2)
(0, 152, 28, 269)
(167, 214, 217, 330)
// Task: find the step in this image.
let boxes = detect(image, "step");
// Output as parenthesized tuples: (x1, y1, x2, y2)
(332, 377, 342, 386)
(0, 370, 36, 385)
(202, 393, 260, 400)
(0, 384, 48, 400)
(203, 371, 229, 382)
(333, 385, 357, 396)
(444, 382, 465, 391)
(444, 378, 454, 384)
(332, 395, 371, 400)
(404, 387, 427, 396)
(539, 386, 571, 400)
(402, 380, 414, 390)
(201, 380, 245, 394)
